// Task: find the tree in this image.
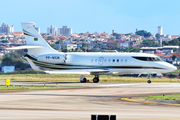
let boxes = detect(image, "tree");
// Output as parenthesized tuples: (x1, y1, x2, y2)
(62, 47, 67, 52)
(112, 33, 121, 39)
(162, 41, 169, 46)
(131, 47, 140, 52)
(169, 38, 179, 45)
(107, 40, 119, 50)
(50, 43, 57, 50)
(155, 33, 160, 40)
(1, 40, 8, 43)
(2, 56, 14, 66)
(172, 55, 176, 60)
(1, 36, 5, 40)
(141, 39, 158, 47)
(135, 30, 151, 38)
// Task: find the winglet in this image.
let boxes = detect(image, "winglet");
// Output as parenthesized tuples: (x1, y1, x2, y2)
(25, 57, 42, 71)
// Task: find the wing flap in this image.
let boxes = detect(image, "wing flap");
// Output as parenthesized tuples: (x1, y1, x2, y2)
(44, 69, 109, 75)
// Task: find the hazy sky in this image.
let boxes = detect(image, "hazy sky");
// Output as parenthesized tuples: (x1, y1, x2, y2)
(1, 0, 180, 35)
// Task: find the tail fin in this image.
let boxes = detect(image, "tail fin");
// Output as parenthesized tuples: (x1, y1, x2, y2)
(21, 22, 57, 57)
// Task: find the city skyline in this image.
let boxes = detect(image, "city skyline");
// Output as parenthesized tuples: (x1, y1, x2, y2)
(1, 0, 180, 35)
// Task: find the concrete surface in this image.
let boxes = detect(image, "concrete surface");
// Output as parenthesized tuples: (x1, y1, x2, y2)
(0, 82, 180, 120)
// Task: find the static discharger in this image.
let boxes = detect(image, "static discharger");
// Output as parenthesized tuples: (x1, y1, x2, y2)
(6, 79, 10, 87)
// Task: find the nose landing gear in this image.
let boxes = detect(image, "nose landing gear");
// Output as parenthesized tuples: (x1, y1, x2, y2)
(147, 74, 151, 84)
(80, 75, 87, 83)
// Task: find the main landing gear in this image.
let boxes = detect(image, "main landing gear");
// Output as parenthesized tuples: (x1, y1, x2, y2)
(80, 75, 99, 83)
(93, 75, 99, 83)
(147, 74, 151, 84)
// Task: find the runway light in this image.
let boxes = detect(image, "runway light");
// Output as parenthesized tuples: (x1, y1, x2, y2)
(56, 83, 58, 87)
(44, 84, 46, 87)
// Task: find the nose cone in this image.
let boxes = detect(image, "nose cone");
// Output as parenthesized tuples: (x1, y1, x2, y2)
(159, 62, 177, 73)
(170, 65, 177, 71)
(166, 63, 177, 72)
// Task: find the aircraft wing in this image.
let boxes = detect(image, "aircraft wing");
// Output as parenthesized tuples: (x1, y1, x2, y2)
(44, 69, 109, 75)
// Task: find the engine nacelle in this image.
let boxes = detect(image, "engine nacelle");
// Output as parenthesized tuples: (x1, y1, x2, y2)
(37, 53, 65, 64)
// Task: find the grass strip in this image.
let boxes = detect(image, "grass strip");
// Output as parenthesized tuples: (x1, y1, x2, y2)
(0, 74, 179, 83)
(0, 86, 78, 91)
(134, 94, 180, 100)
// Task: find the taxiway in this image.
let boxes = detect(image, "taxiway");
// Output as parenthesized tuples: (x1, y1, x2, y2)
(0, 82, 180, 120)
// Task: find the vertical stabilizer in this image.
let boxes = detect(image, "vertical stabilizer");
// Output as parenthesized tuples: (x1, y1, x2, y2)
(21, 22, 57, 57)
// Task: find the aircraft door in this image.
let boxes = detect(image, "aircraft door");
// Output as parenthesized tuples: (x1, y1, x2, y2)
(98, 57, 104, 65)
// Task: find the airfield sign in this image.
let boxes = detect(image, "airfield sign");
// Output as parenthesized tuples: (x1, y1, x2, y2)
(6, 79, 10, 86)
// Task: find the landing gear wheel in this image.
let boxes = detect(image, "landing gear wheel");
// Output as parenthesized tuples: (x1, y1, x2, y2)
(147, 80, 151, 84)
(80, 78, 87, 83)
(93, 78, 99, 83)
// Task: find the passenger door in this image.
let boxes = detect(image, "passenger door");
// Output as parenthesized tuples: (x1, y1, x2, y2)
(98, 57, 104, 65)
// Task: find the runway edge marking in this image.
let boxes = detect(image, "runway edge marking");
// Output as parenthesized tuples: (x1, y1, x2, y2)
(121, 98, 180, 106)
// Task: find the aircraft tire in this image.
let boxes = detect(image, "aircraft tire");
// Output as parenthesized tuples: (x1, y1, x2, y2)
(80, 78, 87, 83)
(93, 78, 99, 83)
(147, 80, 151, 84)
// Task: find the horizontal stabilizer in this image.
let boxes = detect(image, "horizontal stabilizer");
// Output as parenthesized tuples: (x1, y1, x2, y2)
(6, 45, 44, 50)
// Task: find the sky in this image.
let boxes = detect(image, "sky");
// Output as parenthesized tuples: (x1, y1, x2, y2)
(1, 0, 180, 35)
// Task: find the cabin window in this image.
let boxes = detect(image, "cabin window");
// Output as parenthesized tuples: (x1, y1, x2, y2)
(104, 59, 107, 62)
(91, 59, 93, 62)
(117, 59, 119, 62)
(108, 59, 111, 62)
(121, 59, 123, 63)
(113, 59, 115, 62)
(125, 59, 127, 63)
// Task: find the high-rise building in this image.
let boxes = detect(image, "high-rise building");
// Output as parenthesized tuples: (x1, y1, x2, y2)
(58, 26, 72, 36)
(0, 23, 14, 34)
(33, 25, 40, 34)
(47, 25, 57, 35)
(158, 26, 163, 35)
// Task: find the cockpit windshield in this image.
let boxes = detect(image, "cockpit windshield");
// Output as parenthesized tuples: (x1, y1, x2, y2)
(132, 56, 162, 62)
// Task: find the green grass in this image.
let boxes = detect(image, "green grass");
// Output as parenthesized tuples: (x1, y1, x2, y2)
(0, 74, 179, 83)
(0, 86, 77, 91)
(134, 94, 180, 100)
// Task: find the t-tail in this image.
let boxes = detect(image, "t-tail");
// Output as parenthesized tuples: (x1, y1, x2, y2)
(8, 22, 58, 57)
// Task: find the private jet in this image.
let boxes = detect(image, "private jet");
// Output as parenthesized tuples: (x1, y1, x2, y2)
(7, 22, 177, 83)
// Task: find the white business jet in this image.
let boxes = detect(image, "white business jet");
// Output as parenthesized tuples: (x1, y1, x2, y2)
(7, 23, 177, 83)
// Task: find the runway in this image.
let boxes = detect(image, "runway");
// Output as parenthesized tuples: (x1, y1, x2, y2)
(1, 82, 180, 120)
